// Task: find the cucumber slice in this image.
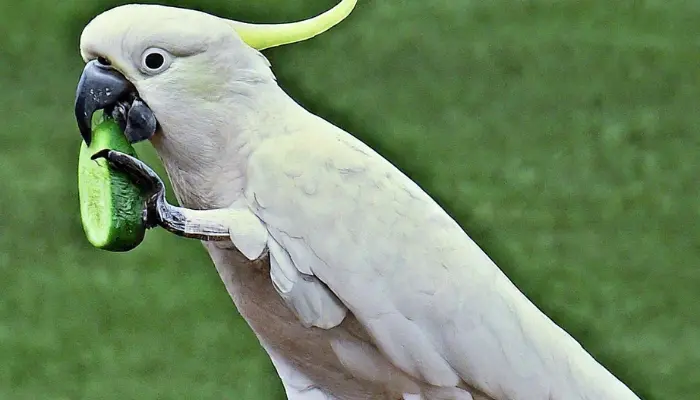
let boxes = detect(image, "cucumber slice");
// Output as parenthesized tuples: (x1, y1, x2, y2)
(78, 115, 146, 252)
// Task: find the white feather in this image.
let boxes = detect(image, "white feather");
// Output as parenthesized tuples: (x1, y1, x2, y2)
(243, 114, 641, 400)
(78, 4, 643, 398)
(268, 235, 348, 329)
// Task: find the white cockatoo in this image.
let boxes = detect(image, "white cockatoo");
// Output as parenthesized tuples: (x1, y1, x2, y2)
(74, 1, 642, 399)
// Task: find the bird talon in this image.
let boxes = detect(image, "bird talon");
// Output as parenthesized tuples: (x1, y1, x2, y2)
(142, 202, 159, 229)
(142, 191, 166, 229)
(91, 149, 168, 229)
(96, 150, 165, 193)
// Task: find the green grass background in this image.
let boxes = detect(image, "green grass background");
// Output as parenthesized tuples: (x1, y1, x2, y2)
(0, 0, 698, 398)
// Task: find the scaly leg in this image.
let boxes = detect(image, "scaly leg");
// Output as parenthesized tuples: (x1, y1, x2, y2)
(91, 149, 268, 260)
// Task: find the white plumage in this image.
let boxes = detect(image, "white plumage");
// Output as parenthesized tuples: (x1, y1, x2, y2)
(77, 2, 642, 399)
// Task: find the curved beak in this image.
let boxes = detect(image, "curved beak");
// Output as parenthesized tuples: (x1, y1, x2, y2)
(74, 60, 157, 145)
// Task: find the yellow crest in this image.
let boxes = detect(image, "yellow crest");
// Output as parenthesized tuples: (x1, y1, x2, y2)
(229, 0, 357, 50)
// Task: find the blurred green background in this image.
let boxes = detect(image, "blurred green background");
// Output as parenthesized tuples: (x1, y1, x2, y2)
(0, 0, 698, 398)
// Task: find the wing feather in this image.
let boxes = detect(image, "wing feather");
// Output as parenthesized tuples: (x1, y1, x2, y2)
(245, 120, 634, 399)
(268, 234, 348, 329)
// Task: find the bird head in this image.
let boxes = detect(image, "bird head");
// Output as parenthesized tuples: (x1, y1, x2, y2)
(74, 1, 357, 147)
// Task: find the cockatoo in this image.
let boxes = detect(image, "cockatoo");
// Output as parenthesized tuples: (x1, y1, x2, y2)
(74, 1, 642, 399)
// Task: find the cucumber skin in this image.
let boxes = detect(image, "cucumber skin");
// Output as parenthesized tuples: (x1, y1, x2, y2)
(78, 116, 146, 252)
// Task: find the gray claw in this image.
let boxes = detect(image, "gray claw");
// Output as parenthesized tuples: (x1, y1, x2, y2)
(90, 150, 231, 241)
(91, 150, 166, 229)
(92, 150, 165, 194)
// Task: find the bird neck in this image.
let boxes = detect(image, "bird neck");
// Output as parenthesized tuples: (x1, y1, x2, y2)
(149, 79, 305, 210)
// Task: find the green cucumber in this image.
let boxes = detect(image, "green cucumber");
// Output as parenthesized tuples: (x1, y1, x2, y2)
(78, 115, 146, 251)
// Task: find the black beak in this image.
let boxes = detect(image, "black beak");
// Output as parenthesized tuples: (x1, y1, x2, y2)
(75, 60, 157, 145)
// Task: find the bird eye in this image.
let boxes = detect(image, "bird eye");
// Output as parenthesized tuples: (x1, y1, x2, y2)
(140, 48, 172, 75)
(145, 53, 163, 69)
(97, 56, 111, 66)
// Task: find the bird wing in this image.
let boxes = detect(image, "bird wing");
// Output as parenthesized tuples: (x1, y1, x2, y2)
(245, 119, 622, 399)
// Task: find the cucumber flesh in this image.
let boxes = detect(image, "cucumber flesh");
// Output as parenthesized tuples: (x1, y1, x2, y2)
(78, 115, 146, 251)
